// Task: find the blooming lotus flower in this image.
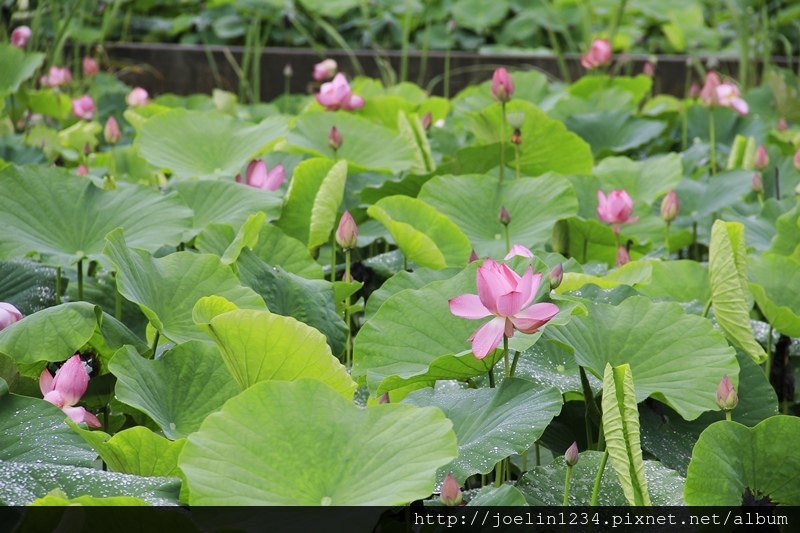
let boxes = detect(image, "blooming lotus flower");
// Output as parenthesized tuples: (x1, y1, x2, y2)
(616, 245, 630, 267)
(104, 116, 121, 144)
(40, 66, 73, 87)
(660, 190, 679, 222)
(564, 442, 579, 466)
(440, 473, 462, 506)
(597, 190, 638, 233)
(236, 160, 285, 191)
(82, 56, 99, 77)
(0, 302, 23, 331)
(491, 67, 514, 103)
(504, 244, 534, 260)
(700, 71, 721, 106)
(716, 375, 738, 411)
(449, 258, 559, 359)
(313, 59, 338, 81)
(581, 39, 612, 69)
(336, 211, 358, 250)
(716, 83, 748, 115)
(126, 87, 150, 107)
(40, 355, 101, 427)
(753, 145, 769, 170)
(71, 95, 95, 120)
(315, 73, 364, 111)
(11, 26, 31, 48)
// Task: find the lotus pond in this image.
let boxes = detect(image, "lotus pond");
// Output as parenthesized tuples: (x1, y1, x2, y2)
(0, 33, 799, 512)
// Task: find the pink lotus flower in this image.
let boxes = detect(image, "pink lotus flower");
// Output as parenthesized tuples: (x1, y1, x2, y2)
(236, 160, 285, 191)
(11, 26, 31, 48)
(778, 118, 788, 131)
(688, 82, 701, 99)
(597, 190, 638, 233)
(440, 473, 463, 506)
(643, 61, 655, 77)
(491, 67, 514, 103)
(504, 244, 534, 260)
(328, 126, 343, 151)
(716, 83, 748, 115)
(40, 355, 101, 427)
(715, 375, 738, 411)
(71, 95, 95, 120)
(549, 264, 563, 290)
(0, 302, 23, 331)
(449, 258, 559, 359)
(126, 87, 150, 107)
(82, 56, 99, 77)
(616, 246, 630, 267)
(468, 250, 479, 263)
(751, 173, 763, 193)
(581, 39, 612, 69)
(40, 66, 73, 88)
(75, 164, 89, 176)
(104, 116, 121, 144)
(753, 145, 768, 170)
(336, 211, 358, 250)
(564, 442, 579, 466)
(315, 73, 364, 111)
(660, 190, 679, 222)
(313, 59, 338, 81)
(700, 71, 721, 106)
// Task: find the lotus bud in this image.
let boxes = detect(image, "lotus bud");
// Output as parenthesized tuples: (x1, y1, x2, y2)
(778, 118, 788, 131)
(616, 245, 630, 267)
(794, 147, 800, 172)
(378, 392, 389, 404)
(446, 18, 457, 34)
(660, 190, 679, 222)
(491, 68, 514, 103)
(581, 38, 612, 69)
(336, 211, 358, 250)
(688, 82, 701, 99)
(440, 473, 462, 506)
(753, 145, 769, 170)
(499, 205, 511, 226)
(47, 356, 89, 407)
(71, 95, 96, 120)
(75, 164, 88, 176)
(82, 56, 99, 77)
(506, 111, 525, 129)
(510, 128, 522, 145)
(104, 116, 121, 145)
(283, 63, 293, 78)
(0, 302, 23, 331)
(643, 61, 655, 77)
(716, 375, 738, 411)
(11, 26, 32, 48)
(126, 87, 150, 107)
(564, 441, 579, 466)
(421, 112, 432, 130)
(549, 263, 563, 290)
(328, 126, 343, 151)
(313, 59, 338, 82)
(700, 71, 721, 107)
(751, 173, 763, 193)
(468, 249, 479, 263)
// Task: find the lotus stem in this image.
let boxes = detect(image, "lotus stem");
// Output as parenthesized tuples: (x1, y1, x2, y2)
(725, 411, 732, 422)
(345, 249, 352, 367)
(589, 448, 609, 506)
(330, 233, 336, 283)
(444, 46, 451, 99)
(503, 335, 510, 377)
(709, 110, 717, 175)
(77, 259, 83, 301)
(499, 101, 507, 184)
(665, 221, 671, 254)
(55, 267, 62, 305)
(514, 143, 521, 180)
(563, 464, 573, 506)
(509, 350, 520, 377)
(493, 457, 504, 487)
(765, 325, 773, 378)
(150, 331, 159, 358)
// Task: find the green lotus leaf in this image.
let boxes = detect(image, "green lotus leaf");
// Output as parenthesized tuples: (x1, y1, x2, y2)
(749, 253, 800, 336)
(0, 259, 67, 314)
(566, 112, 667, 157)
(0, 44, 44, 97)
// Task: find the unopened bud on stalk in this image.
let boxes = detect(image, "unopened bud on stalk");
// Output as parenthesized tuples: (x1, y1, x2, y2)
(283, 63, 293, 78)
(328, 126, 342, 151)
(549, 263, 563, 290)
(564, 442, 579, 466)
(688, 82, 701, 99)
(335, 211, 358, 250)
(660, 190, 679, 222)
(499, 206, 511, 226)
(104, 116, 121, 145)
(716, 375, 738, 411)
(751, 172, 763, 193)
(421, 112, 432, 130)
(753, 145, 769, 170)
(440, 473, 462, 506)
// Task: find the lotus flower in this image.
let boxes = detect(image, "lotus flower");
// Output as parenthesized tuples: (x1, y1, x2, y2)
(581, 39, 612, 69)
(751, 173, 763, 193)
(564, 442, 579, 466)
(0, 303, 23, 331)
(328, 126, 343, 151)
(449, 258, 559, 359)
(283, 63, 293, 78)
(40, 355, 101, 427)
(11, 26, 31, 48)
(82, 56, 99, 77)
(71, 95, 96, 120)
(716, 83, 748, 115)
(549, 263, 563, 290)
(504, 244, 534, 260)
(421, 112, 432, 130)
(715, 375, 738, 411)
(491, 67, 514, 103)
(754, 145, 769, 170)
(336, 211, 358, 250)
(498, 205, 511, 226)
(126, 87, 150, 107)
(440, 473, 462, 506)
(40, 66, 73, 88)
(236, 160, 285, 191)
(700, 71, 721, 106)
(778, 118, 788, 131)
(315, 73, 364, 111)
(660, 190, 679, 222)
(616, 246, 630, 267)
(104, 116, 121, 144)
(313, 59, 338, 81)
(643, 61, 655, 77)
(597, 190, 638, 233)
(75, 164, 89, 176)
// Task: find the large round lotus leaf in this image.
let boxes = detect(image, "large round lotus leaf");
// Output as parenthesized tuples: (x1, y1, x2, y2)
(403, 378, 562, 482)
(110, 343, 241, 440)
(104, 229, 265, 344)
(0, 44, 44, 97)
(0, 260, 66, 315)
(544, 296, 739, 420)
(684, 417, 800, 505)
(418, 173, 578, 258)
(179, 379, 457, 505)
(565, 112, 667, 157)
(0, 165, 192, 268)
(135, 109, 288, 179)
(749, 253, 800, 336)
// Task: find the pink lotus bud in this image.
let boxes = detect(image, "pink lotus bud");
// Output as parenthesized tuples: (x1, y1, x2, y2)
(82, 56, 99, 77)
(716, 375, 738, 411)
(283, 63, 293, 78)
(660, 190, 679, 222)
(440, 473, 462, 506)
(336, 211, 358, 250)
(778, 118, 788, 131)
(75, 164, 88, 176)
(616, 246, 630, 267)
(71, 95, 96, 120)
(242, 160, 285, 191)
(378, 392, 389, 404)
(549, 263, 563, 290)
(328, 126, 343, 151)
(564, 441, 579, 466)
(104, 116, 121, 144)
(491, 68, 514, 103)
(700, 72, 721, 107)
(313, 59, 338, 82)
(11, 26, 32, 48)
(421, 112, 432, 130)
(44, 355, 88, 408)
(581, 39, 612, 69)
(597, 190, 638, 233)
(468, 249, 479, 263)
(751, 173, 763, 193)
(126, 87, 150, 107)
(643, 61, 655, 77)
(794, 147, 800, 172)
(315, 73, 364, 111)
(716, 83, 748, 115)
(499, 205, 511, 226)
(688, 82, 701, 99)
(504, 244, 533, 260)
(40, 66, 73, 88)
(753, 145, 769, 170)
(0, 302, 23, 331)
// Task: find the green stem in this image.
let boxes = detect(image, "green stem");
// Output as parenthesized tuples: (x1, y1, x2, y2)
(681, 106, 688, 152)
(488, 367, 495, 388)
(150, 331, 160, 357)
(589, 448, 609, 506)
(665, 221, 671, 254)
(345, 249, 352, 367)
(115, 279, 122, 321)
(77, 259, 83, 301)
(330, 234, 336, 283)
(110, 146, 116, 178)
(283, 74, 291, 112)
(709, 109, 717, 176)
(504, 225, 511, 256)
(399, 0, 413, 83)
(692, 221, 699, 261)
(607, 0, 628, 48)
(765, 325, 774, 378)
(503, 335, 510, 377)
(514, 144, 521, 180)
(523, 449, 528, 472)
(535, 442, 541, 466)
(55, 267, 62, 305)
(563, 465, 573, 506)
(702, 297, 713, 318)
(725, 411, 732, 422)
(509, 350, 521, 377)
(499, 101, 507, 184)
(493, 458, 504, 487)
(757, 192, 764, 207)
